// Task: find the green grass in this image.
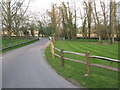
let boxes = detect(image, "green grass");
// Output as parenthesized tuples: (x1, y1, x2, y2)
(45, 39, 119, 88)
(2, 40, 38, 53)
(2, 37, 32, 48)
(1, 37, 39, 53)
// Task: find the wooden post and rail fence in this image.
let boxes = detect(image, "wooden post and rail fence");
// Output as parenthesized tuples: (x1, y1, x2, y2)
(50, 41, 120, 76)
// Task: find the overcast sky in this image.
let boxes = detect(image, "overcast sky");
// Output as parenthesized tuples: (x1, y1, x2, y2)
(28, 0, 80, 12)
(28, 0, 120, 12)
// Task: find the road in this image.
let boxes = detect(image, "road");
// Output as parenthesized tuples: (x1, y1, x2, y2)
(2, 38, 78, 88)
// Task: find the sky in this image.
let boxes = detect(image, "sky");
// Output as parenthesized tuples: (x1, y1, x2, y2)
(28, 0, 81, 13)
(28, 0, 120, 12)
(29, 0, 60, 11)
(25, 0, 120, 27)
(2, 0, 120, 14)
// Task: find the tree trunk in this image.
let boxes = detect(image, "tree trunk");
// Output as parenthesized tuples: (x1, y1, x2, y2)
(99, 35, 102, 43)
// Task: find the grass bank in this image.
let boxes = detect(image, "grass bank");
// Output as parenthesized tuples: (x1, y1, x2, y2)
(45, 39, 119, 88)
(2, 37, 39, 53)
(2, 37, 35, 48)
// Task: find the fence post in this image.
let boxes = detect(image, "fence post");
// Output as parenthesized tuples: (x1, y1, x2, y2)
(109, 61, 113, 66)
(51, 42, 54, 60)
(85, 51, 90, 76)
(61, 49, 64, 66)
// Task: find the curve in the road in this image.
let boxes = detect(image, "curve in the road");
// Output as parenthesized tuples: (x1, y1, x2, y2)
(2, 38, 79, 88)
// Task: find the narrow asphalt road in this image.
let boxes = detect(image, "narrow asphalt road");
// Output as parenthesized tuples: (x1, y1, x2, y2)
(2, 38, 78, 88)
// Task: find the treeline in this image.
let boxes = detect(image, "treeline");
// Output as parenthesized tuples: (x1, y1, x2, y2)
(1, 0, 120, 44)
(38, 0, 120, 44)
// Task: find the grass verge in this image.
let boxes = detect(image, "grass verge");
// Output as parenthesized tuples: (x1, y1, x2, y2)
(2, 39, 39, 53)
(2, 37, 35, 48)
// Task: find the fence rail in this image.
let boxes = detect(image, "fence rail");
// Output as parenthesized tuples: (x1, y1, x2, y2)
(55, 48, 120, 63)
(50, 41, 120, 76)
(89, 55, 120, 62)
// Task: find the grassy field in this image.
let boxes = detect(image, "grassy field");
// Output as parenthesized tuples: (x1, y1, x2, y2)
(2, 37, 33, 48)
(45, 39, 119, 88)
(1, 37, 39, 53)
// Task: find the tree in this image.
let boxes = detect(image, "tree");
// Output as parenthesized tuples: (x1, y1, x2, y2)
(37, 21, 44, 37)
(84, 1, 92, 38)
(109, 0, 116, 44)
(80, 2, 87, 38)
(48, 4, 57, 37)
(60, 2, 77, 39)
(29, 23, 35, 37)
(92, 1, 103, 43)
(48, 3, 62, 39)
(1, 0, 30, 40)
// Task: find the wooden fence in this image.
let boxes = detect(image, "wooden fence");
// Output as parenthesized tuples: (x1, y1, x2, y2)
(50, 41, 120, 76)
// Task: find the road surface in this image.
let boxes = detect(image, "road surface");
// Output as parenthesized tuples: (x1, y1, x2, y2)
(2, 38, 78, 88)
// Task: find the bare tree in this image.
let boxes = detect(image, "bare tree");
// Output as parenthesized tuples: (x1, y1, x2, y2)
(84, 1, 93, 38)
(110, 0, 116, 44)
(1, 0, 30, 40)
(92, 1, 103, 43)
(60, 2, 77, 39)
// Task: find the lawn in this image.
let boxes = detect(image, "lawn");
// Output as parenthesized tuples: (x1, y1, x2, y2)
(2, 37, 34, 48)
(45, 39, 119, 88)
(1, 37, 39, 53)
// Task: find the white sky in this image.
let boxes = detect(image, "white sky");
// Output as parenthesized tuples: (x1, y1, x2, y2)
(26, 0, 120, 27)
(28, 0, 120, 12)
(28, 0, 80, 12)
